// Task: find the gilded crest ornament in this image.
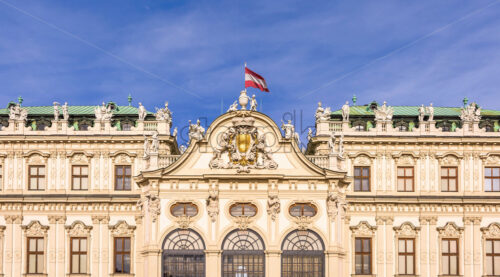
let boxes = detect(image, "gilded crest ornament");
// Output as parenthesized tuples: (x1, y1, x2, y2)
(209, 115, 277, 173)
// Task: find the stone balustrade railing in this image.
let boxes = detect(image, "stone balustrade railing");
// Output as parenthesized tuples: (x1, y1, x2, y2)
(0, 119, 172, 135)
(159, 155, 181, 168)
(306, 155, 330, 169)
(317, 120, 499, 137)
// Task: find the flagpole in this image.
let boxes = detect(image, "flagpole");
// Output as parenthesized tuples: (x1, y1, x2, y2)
(244, 62, 247, 92)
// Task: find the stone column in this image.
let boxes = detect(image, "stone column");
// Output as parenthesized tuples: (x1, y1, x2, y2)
(375, 217, 386, 276)
(205, 250, 221, 277)
(11, 215, 23, 277)
(385, 216, 394, 277)
(265, 250, 281, 276)
(472, 217, 482, 274)
(419, 217, 429, 277)
(91, 216, 101, 277)
(463, 216, 473, 276)
(55, 216, 66, 277)
(47, 216, 57, 276)
(101, 216, 110, 276)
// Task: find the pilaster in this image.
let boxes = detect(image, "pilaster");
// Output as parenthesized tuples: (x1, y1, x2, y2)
(205, 250, 222, 277)
(265, 250, 281, 277)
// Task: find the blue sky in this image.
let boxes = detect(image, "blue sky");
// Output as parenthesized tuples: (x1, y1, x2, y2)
(1, 0, 500, 144)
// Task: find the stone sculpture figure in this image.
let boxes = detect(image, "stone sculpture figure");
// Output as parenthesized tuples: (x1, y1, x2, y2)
(374, 101, 394, 121)
(338, 133, 344, 157)
(281, 120, 294, 139)
(137, 192, 161, 222)
(426, 103, 434, 121)
(227, 101, 238, 112)
(8, 103, 28, 121)
(327, 191, 347, 220)
(150, 131, 159, 153)
(95, 102, 113, 120)
(62, 102, 69, 120)
(250, 94, 258, 111)
(267, 194, 281, 221)
(328, 132, 336, 154)
(294, 132, 301, 147)
(143, 135, 150, 158)
(188, 119, 205, 141)
(307, 128, 313, 141)
(53, 102, 60, 121)
(418, 104, 425, 122)
(460, 102, 481, 122)
(206, 188, 219, 222)
(342, 101, 350, 121)
(138, 102, 147, 121)
(172, 127, 178, 138)
(155, 102, 173, 126)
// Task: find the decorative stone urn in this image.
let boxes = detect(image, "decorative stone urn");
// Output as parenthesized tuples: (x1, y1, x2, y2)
(239, 90, 249, 110)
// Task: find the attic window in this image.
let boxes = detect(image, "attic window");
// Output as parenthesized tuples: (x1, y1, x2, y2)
(230, 203, 257, 217)
(289, 203, 317, 217)
(122, 122, 132, 131)
(171, 202, 198, 217)
(80, 123, 89, 131)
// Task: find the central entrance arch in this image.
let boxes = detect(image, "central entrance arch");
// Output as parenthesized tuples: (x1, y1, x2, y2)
(221, 229, 265, 277)
(162, 229, 205, 277)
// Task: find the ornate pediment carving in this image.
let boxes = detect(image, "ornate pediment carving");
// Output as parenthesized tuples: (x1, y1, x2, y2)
(293, 216, 313, 231)
(109, 221, 135, 236)
(394, 222, 420, 237)
(70, 154, 89, 164)
(233, 216, 253, 230)
(437, 222, 463, 238)
(483, 154, 500, 166)
(209, 115, 277, 173)
(65, 221, 92, 236)
(174, 215, 192, 229)
(353, 155, 371, 166)
(350, 221, 377, 236)
(481, 223, 500, 239)
(22, 221, 49, 236)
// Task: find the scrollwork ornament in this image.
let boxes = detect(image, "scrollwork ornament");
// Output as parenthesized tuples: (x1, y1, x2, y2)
(174, 215, 192, 229)
(481, 222, 500, 239)
(234, 216, 253, 230)
(294, 216, 313, 231)
(109, 221, 135, 236)
(22, 221, 49, 236)
(350, 221, 377, 236)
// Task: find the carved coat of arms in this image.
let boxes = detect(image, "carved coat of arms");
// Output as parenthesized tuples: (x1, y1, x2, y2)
(209, 115, 277, 173)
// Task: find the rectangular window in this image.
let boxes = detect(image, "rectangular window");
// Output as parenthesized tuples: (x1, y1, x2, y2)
(29, 165, 45, 190)
(486, 239, 500, 275)
(355, 238, 371, 274)
(72, 165, 89, 190)
(115, 165, 131, 191)
(27, 237, 44, 274)
(398, 238, 415, 275)
(485, 167, 500, 192)
(354, 166, 370, 191)
(441, 167, 458, 192)
(114, 237, 131, 273)
(70, 237, 87, 274)
(441, 238, 458, 275)
(397, 167, 414, 192)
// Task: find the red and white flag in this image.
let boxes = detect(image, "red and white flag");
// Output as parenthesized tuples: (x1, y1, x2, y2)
(245, 67, 269, 92)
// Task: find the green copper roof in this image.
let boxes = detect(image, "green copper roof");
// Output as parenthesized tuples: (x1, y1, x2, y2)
(0, 105, 152, 116)
(331, 105, 500, 117)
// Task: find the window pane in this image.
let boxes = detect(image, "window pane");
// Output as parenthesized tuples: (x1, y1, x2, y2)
(362, 167, 369, 176)
(363, 254, 370, 273)
(362, 179, 369, 191)
(398, 168, 404, 176)
(363, 239, 370, 251)
(486, 179, 492, 191)
(171, 205, 185, 216)
(486, 256, 493, 275)
(124, 177, 131, 189)
(81, 178, 88, 190)
(442, 240, 448, 253)
(290, 205, 301, 217)
(37, 254, 44, 273)
(405, 168, 412, 176)
(116, 166, 123, 175)
(185, 205, 197, 216)
(80, 254, 87, 273)
(493, 168, 500, 176)
(493, 179, 500, 191)
(115, 254, 122, 272)
(495, 240, 500, 252)
(37, 238, 44, 251)
(302, 205, 316, 216)
(398, 240, 405, 252)
(355, 239, 362, 252)
(407, 255, 414, 274)
(354, 167, 361, 176)
(124, 254, 131, 273)
(29, 239, 36, 251)
(441, 179, 448, 191)
(243, 205, 257, 216)
(80, 239, 87, 252)
(73, 166, 79, 175)
(230, 205, 243, 216)
(81, 166, 88, 175)
(398, 256, 405, 274)
(354, 179, 361, 191)
(29, 255, 36, 273)
(38, 166, 45, 175)
(407, 239, 413, 252)
(441, 168, 448, 176)
(73, 178, 80, 189)
(355, 254, 362, 273)
(449, 240, 457, 253)
(72, 239, 79, 251)
(449, 168, 457, 176)
(124, 238, 130, 252)
(486, 240, 493, 253)
(495, 256, 500, 275)
(30, 166, 37, 175)
(38, 178, 45, 189)
(449, 179, 456, 191)
(116, 239, 122, 251)
(398, 179, 405, 191)
(125, 166, 131, 175)
(441, 256, 449, 274)
(72, 255, 79, 273)
(450, 256, 457, 275)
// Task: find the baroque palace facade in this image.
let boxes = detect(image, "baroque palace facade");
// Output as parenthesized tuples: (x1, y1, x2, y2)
(0, 93, 499, 277)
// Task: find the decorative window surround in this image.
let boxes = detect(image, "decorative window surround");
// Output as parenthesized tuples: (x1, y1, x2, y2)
(22, 221, 49, 276)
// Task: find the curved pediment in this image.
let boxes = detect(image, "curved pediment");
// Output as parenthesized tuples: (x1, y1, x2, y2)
(137, 110, 346, 182)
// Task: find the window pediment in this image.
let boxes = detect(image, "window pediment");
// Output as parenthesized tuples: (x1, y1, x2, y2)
(65, 221, 92, 236)
(22, 220, 49, 236)
(437, 222, 463, 238)
(350, 221, 377, 237)
(481, 222, 500, 239)
(394, 222, 419, 237)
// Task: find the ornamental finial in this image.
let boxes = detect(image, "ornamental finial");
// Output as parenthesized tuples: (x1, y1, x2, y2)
(18, 96, 23, 107)
(352, 94, 357, 105)
(128, 94, 132, 106)
(463, 97, 468, 107)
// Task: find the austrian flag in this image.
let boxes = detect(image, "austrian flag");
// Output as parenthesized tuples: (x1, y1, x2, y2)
(245, 67, 269, 92)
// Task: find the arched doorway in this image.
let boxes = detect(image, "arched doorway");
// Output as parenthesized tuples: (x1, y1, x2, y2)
(162, 229, 205, 277)
(222, 229, 265, 277)
(281, 229, 325, 277)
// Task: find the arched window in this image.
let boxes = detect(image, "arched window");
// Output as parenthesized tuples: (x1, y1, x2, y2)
(170, 202, 198, 217)
(281, 230, 325, 277)
(222, 229, 265, 277)
(289, 203, 317, 217)
(229, 203, 257, 217)
(162, 229, 205, 277)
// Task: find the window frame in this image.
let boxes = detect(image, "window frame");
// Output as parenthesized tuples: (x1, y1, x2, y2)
(229, 202, 258, 217)
(441, 166, 458, 192)
(353, 166, 371, 192)
(397, 166, 414, 192)
(71, 165, 89, 191)
(485, 167, 500, 192)
(28, 165, 46, 191)
(354, 237, 372, 275)
(288, 203, 318, 217)
(114, 165, 132, 191)
(114, 237, 131, 274)
(441, 238, 459, 275)
(398, 238, 415, 275)
(170, 202, 199, 217)
(70, 237, 88, 274)
(27, 237, 44, 274)
(486, 238, 500, 276)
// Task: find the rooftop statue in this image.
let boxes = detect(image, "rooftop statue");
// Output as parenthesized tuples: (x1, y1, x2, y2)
(341, 101, 350, 121)
(307, 128, 313, 141)
(53, 102, 60, 121)
(315, 102, 331, 122)
(95, 102, 113, 120)
(418, 104, 425, 122)
(227, 101, 238, 112)
(250, 94, 258, 111)
(426, 103, 434, 121)
(328, 132, 336, 154)
(374, 101, 393, 121)
(8, 103, 28, 121)
(172, 127, 178, 138)
(155, 102, 172, 125)
(460, 102, 481, 122)
(62, 102, 69, 121)
(138, 102, 147, 121)
(188, 119, 205, 141)
(281, 120, 294, 139)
